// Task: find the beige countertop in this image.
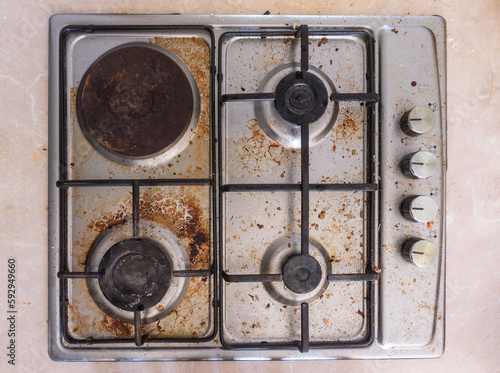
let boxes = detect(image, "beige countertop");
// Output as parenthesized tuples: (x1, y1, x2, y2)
(0, 0, 499, 372)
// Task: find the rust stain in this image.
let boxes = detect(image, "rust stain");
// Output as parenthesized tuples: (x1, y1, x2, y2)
(139, 186, 210, 270)
(145, 277, 210, 338)
(100, 316, 133, 337)
(336, 111, 360, 141)
(151, 37, 211, 178)
(68, 289, 135, 340)
(330, 254, 342, 263)
(232, 119, 299, 173)
(75, 200, 130, 269)
(83, 186, 210, 270)
(87, 207, 128, 233)
(152, 37, 210, 107)
(318, 37, 328, 47)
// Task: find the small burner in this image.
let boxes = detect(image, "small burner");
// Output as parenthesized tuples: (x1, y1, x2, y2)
(282, 254, 323, 294)
(261, 234, 330, 305)
(77, 45, 194, 158)
(98, 238, 171, 312)
(274, 71, 329, 125)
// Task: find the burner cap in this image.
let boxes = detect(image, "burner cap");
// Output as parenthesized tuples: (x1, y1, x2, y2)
(77, 45, 194, 158)
(274, 71, 329, 125)
(98, 238, 171, 311)
(282, 254, 322, 294)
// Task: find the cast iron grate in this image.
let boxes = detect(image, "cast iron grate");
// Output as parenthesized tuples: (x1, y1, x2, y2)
(218, 25, 380, 353)
(55, 25, 217, 347)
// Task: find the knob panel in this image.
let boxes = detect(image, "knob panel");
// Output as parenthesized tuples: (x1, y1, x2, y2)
(379, 24, 445, 350)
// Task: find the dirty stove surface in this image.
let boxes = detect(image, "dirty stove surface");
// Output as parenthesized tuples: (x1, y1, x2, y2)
(48, 14, 446, 361)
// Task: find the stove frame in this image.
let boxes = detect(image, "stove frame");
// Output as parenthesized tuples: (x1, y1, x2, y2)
(48, 14, 446, 361)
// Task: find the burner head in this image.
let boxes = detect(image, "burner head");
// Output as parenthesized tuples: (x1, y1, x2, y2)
(274, 71, 329, 125)
(77, 45, 194, 158)
(282, 254, 322, 294)
(98, 238, 171, 312)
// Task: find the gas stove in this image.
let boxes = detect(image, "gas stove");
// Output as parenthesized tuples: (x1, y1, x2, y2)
(48, 14, 446, 361)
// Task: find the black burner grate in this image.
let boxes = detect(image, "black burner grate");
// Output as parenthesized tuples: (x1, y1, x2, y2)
(56, 23, 380, 352)
(218, 25, 380, 353)
(56, 25, 217, 347)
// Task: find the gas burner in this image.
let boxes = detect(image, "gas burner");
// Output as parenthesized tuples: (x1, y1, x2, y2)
(98, 238, 171, 312)
(261, 234, 331, 306)
(282, 254, 322, 294)
(255, 64, 339, 148)
(77, 43, 200, 162)
(274, 71, 329, 125)
(86, 220, 191, 323)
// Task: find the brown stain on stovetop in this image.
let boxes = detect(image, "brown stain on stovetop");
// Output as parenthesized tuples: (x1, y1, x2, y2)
(87, 208, 128, 235)
(69, 299, 135, 339)
(151, 37, 210, 104)
(68, 285, 132, 338)
(231, 107, 363, 183)
(100, 315, 133, 337)
(75, 203, 130, 269)
(70, 278, 210, 340)
(233, 119, 299, 173)
(83, 187, 210, 270)
(145, 277, 211, 338)
(139, 187, 210, 271)
(333, 107, 363, 148)
(151, 37, 211, 178)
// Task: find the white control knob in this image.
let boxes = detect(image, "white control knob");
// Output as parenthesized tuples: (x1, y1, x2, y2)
(400, 106, 435, 136)
(401, 196, 437, 223)
(402, 238, 438, 267)
(401, 151, 438, 179)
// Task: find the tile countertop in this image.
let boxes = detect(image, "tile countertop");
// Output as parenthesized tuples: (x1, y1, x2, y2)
(0, 0, 499, 372)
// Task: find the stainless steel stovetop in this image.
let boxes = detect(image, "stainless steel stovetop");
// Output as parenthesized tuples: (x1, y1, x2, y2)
(48, 14, 446, 361)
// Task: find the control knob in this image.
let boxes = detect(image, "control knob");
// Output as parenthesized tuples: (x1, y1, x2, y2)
(401, 151, 438, 179)
(400, 106, 435, 136)
(401, 196, 437, 223)
(402, 238, 438, 267)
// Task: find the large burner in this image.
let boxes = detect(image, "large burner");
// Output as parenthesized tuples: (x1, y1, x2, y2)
(98, 238, 171, 312)
(282, 254, 322, 294)
(274, 71, 329, 125)
(77, 44, 195, 158)
(86, 220, 190, 323)
(255, 64, 339, 148)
